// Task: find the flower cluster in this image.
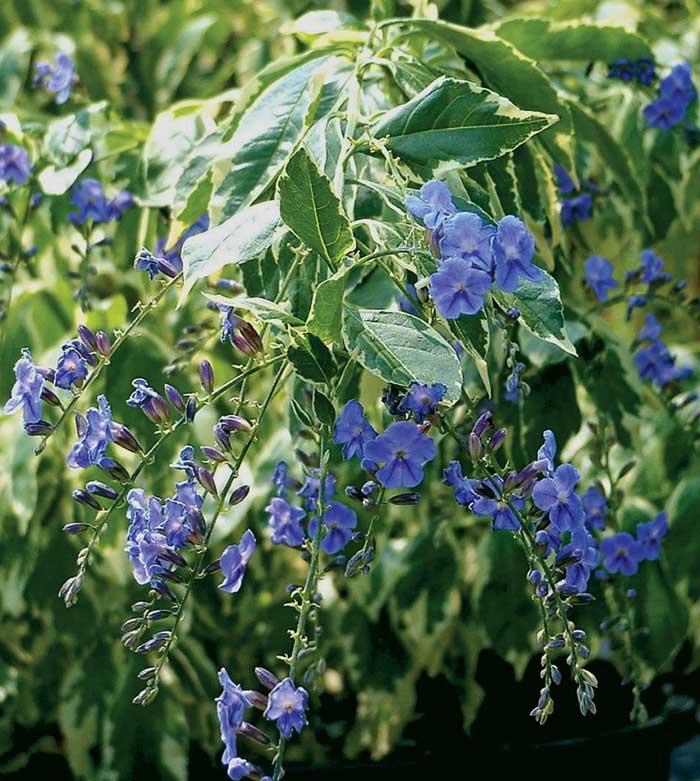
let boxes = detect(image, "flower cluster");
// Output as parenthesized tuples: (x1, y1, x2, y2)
(634, 314, 691, 389)
(33, 52, 77, 104)
(608, 57, 656, 85)
(0, 144, 31, 185)
(406, 181, 541, 318)
(644, 62, 697, 131)
(599, 512, 668, 576)
(70, 178, 134, 225)
(554, 165, 596, 228)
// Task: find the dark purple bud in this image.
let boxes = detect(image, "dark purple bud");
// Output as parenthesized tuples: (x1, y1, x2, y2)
(144, 394, 171, 424)
(213, 424, 231, 451)
(37, 366, 57, 383)
(146, 609, 172, 621)
(132, 601, 151, 612)
(243, 690, 268, 711)
(230, 332, 256, 357)
(98, 456, 130, 482)
(132, 687, 158, 706)
(345, 486, 363, 501)
(546, 637, 566, 650)
(122, 618, 142, 632)
(25, 420, 53, 436)
(503, 470, 519, 493)
(254, 667, 279, 691)
(238, 320, 263, 353)
(157, 568, 183, 584)
(196, 466, 218, 497)
(218, 414, 252, 433)
(229, 484, 250, 506)
(468, 432, 482, 460)
(95, 330, 112, 356)
(515, 459, 549, 486)
(72, 489, 102, 510)
(158, 548, 188, 568)
(151, 580, 176, 601)
(185, 395, 197, 422)
(388, 492, 422, 505)
(236, 721, 272, 745)
(138, 666, 157, 680)
(41, 386, 62, 406)
(137, 631, 171, 653)
(156, 257, 180, 278)
(472, 411, 493, 437)
(63, 522, 92, 534)
(506, 307, 521, 320)
(187, 506, 206, 537)
(164, 384, 185, 413)
(86, 480, 119, 500)
(111, 422, 143, 453)
(201, 445, 228, 463)
(199, 360, 214, 393)
(417, 420, 432, 435)
(75, 412, 87, 437)
(78, 324, 98, 351)
(486, 428, 507, 454)
(203, 559, 221, 574)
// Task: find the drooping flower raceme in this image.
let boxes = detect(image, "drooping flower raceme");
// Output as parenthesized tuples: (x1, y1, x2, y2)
(219, 530, 256, 593)
(363, 421, 436, 488)
(4, 348, 44, 425)
(263, 677, 309, 739)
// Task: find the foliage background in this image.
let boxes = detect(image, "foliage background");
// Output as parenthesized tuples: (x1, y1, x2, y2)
(1, 0, 700, 778)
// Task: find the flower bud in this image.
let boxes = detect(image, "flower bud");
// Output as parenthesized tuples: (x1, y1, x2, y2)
(156, 257, 180, 278)
(201, 445, 228, 463)
(199, 360, 214, 393)
(243, 690, 268, 711)
(59, 575, 83, 607)
(146, 609, 172, 621)
(63, 522, 92, 534)
(98, 456, 130, 483)
(187, 506, 206, 537)
(72, 489, 102, 510)
(236, 722, 272, 745)
(158, 548, 188, 568)
(468, 432, 482, 460)
(41, 386, 62, 406)
(388, 492, 422, 505)
(472, 411, 493, 437)
(185, 395, 197, 422)
(111, 422, 143, 453)
(95, 330, 112, 357)
(132, 686, 159, 706)
(25, 420, 53, 436)
(486, 428, 507, 454)
(506, 307, 520, 320)
(254, 667, 280, 691)
(218, 414, 252, 433)
(77, 324, 98, 352)
(217, 279, 244, 294)
(229, 485, 250, 506)
(86, 480, 119, 500)
(164, 384, 185, 413)
(196, 466, 218, 497)
(75, 412, 87, 437)
(213, 424, 231, 451)
(203, 559, 221, 574)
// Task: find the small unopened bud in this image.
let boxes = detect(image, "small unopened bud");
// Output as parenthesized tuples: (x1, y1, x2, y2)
(146, 609, 172, 621)
(472, 411, 493, 437)
(138, 666, 158, 680)
(187, 506, 206, 536)
(25, 420, 53, 436)
(243, 690, 268, 711)
(77, 324, 98, 351)
(199, 360, 214, 393)
(254, 667, 279, 691)
(203, 559, 221, 575)
(506, 307, 520, 320)
(75, 412, 87, 437)
(196, 466, 218, 497)
(185, 395, 197, 422)
(229, 485, 250, 506)
(157, 257, 180, 278)
(217, 279, 244, 294)
(98, 456, 130, 483)
(63, 522, 92, 534)
(86, 480, 119, 500)
(158, 548, 188, 568)
(201, 445, 228, 463)
(487, 428, 507, 454)
(468, 432, 482, 460)
(72, 488, 101, 510)
(218, 414, 252, 433)
(213, 424, 231, 451)
(164, 384, 185, 413)
(388, 492, 422, 505)
(41, 386, 62, 406)
(417, 420, 432, 435)
(111, 422, 143, 453)
(95, 330, 111, 357)
(237, 722, 272, 745)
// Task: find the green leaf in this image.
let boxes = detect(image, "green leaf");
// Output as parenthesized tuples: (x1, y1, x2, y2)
(395, 20, 575, 169)
(154, 15, 216, 105)
(38, 148, 92, 195)
(372, 76, 557, 166)
(497, 18, 653, 62)
(278, 147, 355, 267)
(203, 292, 303, 327)
(181, 201, 283, 298)
(287, 332, 337, 385)
(449, 311, 491, 395)
(665, 478, 700, 600)
(306, 267, 348, 342)
(211, 56, 332, 221)
(43, 101, 109, 168)
(0, 29, 32, 108)
(494, 270, 576, 356)
(342, 306, 463, 401)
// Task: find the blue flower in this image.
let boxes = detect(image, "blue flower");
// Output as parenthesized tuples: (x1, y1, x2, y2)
(636, 58, 656, 86)
(216, 668, 251, 776)
(156, 214, 210, 273)
(639, 249, 671, 284)
(4, 348, 44, 425)
(504, 362, 526, 404)
(492, 216, 540, 292)
(272, 460, 289, 496)
(34, 52, 76, 104)
(309, 501, 357, 554)
(439, 212, 494, 271)
(608, 58, 635, 82)
(162, 498, 193, 548)
(134, 248, 162, 279)
(263, 677, 309, 739)
(333, 400, 377, 460)
(429, 257, 492, 318)
(55, 342, 89, 389)
(127, 378, 159, 407)
(600, 532, 644, 575)
(266, 497, 306, 547)
(561, 532, 599, 594)
(174, 477, 203, 512)
(70, 179, 110, 224)
(398, 382, 447, 423)
(626, 295, 647, 319)
(644, 97, 687, 130)
(561, 193, 592, 227)
(171, 445, 196, 476)
(443, 461, 480, 506)
(532, 464, 585, 532)
(582, 487, 607, 531)
(471, 475, 520, 532)
(219, 529, 256, 592)
(636, 511, 668, 561)
(0, 145, 31, 185)
(553, 164, 575, 194)
(363, 421, 436, 488)
(584, 255, 618, 302)
(297, 470, 336, 509)
(405, 180, 456, 230)
(66, 394, 113, 468)
(537, 429, 557, 474)
(106, 190, 135, 221)
(634, 340, 690, 388)
(637, 313, 662, 343)
(660, 62, 696, 104)
(125, 490, 171, 584)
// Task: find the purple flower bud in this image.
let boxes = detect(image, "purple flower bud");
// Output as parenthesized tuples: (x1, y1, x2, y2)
(151, 580, 176, 601)
(229, 484, 250, 506)
(199, 360, 214, 393)
(132, 687, 158, 706)
(468, 432, 482, 460)
(243, 690, 268, 711)
(486, 428, 507, 454)
(98, 456, 130, 483)
(187, 506, 206, 536)
(345, 486, 363, 501)
(156, 256, 180, 278)
(164, 384, 185, 413)
(38, 366, 58, 383)
(158, 547, 188, 568)
(40, 386, 62, 406)
(59, 575, 83, 607)
(238, 320, 263, 353)
(213, 424, 231, 451)
(201, 445, 228, 463)
(146, 610, 171, 621)
(78, 324, 98, 352)
(196, 466, 218, 497)
(506, 307, 521, 320)
(203, 559, 221, 574)
(388, 492, 422, 505)
(254, 667, 280, 691)
(515, 458, 549, 486)
(75, 412, 87, 437)
(111, 422, 143, 453)
(472, 411, 493, 437)
(236, 721, 272, 745)
(95, 330, 111, 357)
(231, 332, 257, 357)
(63, 522, 92, 534)
(72, 488, 102, 510)
(218, 414, 252, 433)
(185, 395, 197, 422)
(86, 480, 118, 500)
(25, 420, 54, 436)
